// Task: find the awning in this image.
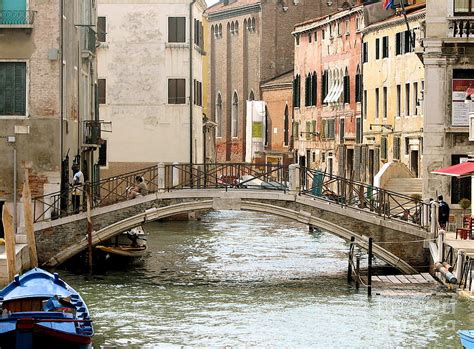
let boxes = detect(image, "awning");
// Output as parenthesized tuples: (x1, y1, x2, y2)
(431, 161, 474, 178)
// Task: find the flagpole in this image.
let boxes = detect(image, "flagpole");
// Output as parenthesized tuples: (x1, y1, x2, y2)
(398, 0, 415, 50)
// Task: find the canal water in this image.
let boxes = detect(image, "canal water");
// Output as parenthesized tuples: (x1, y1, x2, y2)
(61, 211, 474, 348)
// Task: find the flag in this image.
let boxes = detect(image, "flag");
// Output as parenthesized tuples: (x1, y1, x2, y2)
(383, 0, 394, 10)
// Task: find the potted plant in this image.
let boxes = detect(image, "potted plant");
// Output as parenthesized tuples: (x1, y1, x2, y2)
(459, 198, 471, 222)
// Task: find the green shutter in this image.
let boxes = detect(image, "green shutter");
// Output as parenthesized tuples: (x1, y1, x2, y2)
(0, 63, 26, 115)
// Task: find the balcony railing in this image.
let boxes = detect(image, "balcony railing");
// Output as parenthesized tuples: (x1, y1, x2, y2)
(0, 10, 35, 25)
(83, 120, 101, 146)
(81, 27, 96, 55)
(448, 17, 474, 38)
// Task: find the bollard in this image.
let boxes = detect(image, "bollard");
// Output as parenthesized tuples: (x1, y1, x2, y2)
(288, 164, 300, 194)
(437, 230, 445, 263)
(172, 162, 180, 187)
(456, 250, 465, 284)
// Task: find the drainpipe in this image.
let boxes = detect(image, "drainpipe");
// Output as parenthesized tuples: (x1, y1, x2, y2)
(189, 0, 196, 167)
(60, 0, 64, 170)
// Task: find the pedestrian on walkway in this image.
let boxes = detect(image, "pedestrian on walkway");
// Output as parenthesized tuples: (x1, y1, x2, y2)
(72, 164, 84, 214)
(438, 195, 450, 229)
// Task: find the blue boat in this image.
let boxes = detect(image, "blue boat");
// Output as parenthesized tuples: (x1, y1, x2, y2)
(459, 330, 474, 349)
(0, 268, 93, 348)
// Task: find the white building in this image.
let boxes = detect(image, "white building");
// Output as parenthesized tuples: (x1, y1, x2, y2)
(97, 0, 206, 177)
(423, 0, 474, 206)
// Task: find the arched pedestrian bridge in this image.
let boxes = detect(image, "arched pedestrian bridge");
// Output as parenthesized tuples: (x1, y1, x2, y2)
(32, 163, 432, 273)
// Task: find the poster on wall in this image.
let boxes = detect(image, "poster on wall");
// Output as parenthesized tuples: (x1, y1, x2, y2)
(246, 101, 266, 163)
(452, 79, 474, 126)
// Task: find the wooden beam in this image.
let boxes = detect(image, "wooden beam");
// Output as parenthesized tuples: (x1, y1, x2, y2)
(22, 169, 38, 268)
(2, 205, 16, 282)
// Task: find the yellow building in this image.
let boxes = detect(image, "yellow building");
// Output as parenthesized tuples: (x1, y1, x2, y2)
(362, 4, 425, 195)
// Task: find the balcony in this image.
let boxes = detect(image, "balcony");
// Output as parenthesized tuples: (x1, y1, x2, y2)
(448, 17, 474, 40)
(82, 120, 101, 147)
(0, 10, 35, 30)
(81, 26, 96, 58)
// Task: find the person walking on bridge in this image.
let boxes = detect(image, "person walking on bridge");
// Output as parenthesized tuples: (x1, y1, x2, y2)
(438, 195, 450, 229)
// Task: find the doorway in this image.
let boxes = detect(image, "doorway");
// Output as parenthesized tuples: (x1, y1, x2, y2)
(346, 148, 354, 179)
(410, 150, 419, 177)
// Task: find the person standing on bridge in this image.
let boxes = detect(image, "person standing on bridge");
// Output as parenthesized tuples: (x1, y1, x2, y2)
(72, 164, 84, 214)
(438, 195, 450, 229)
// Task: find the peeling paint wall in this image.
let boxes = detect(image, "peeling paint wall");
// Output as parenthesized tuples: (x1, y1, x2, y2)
(98, 0, 206, 171)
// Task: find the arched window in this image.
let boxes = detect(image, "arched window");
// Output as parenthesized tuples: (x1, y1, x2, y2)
(235, 21, 239, 35)
(216, 93, 223, 138)
(244, 19, 248, 31)
(343, 68, 350, 104)
(284, 104, 289, 146)
(218, 24, 222, 37)
(232, 92, 239, 137)
(251, 17, 256, 31)
(355, 65, 361, 102)
(249, 90, 255, 101)
(231, 22, 235, 34)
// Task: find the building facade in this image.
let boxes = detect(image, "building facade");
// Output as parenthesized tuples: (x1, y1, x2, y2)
(362, 5, 425, 190)
(207, 0, 345, 163)
(293, 6, 364, 179)
(260, 71, 293, 166)
(0, 0, 98, 226)
(97, 0, 206, 177)
(423, 0, 474, 206)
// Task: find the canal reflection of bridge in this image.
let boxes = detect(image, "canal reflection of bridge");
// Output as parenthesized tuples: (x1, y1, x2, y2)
(32, 163, 432, 273)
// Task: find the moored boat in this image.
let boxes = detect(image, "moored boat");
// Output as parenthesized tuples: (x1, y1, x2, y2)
(96, 226, 148, 259)
(459, 330, 474, 349)
(0, 268, 93, 348)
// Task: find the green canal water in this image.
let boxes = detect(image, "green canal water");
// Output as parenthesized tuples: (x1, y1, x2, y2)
(61, 211, 474, 348)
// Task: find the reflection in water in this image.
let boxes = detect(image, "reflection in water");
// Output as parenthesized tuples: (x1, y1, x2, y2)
(61, 211, 474, 348)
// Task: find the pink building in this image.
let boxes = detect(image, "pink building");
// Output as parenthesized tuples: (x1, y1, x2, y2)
(293, 5, 364, 179)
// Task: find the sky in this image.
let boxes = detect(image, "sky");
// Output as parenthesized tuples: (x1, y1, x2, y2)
(206, 0, 219, 6)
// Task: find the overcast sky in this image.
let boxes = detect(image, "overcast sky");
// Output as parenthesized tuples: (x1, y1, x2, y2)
(206, 0, 219, 7)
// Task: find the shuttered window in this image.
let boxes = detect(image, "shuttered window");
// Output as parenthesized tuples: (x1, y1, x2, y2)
(168, 17, 186, 43)
(0, 62, 26, 116)
(381, 136, 387, 160)
(97, 17, 107, 42)
(168, 78, 186, 104)
(99, 140, 107, 166)
(98, 79, 106, 104)
(393, 137, 401, 160)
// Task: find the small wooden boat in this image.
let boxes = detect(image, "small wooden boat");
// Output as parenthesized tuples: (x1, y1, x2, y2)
(0, 268, 93, 348)
(95, 244, 147, 258)
(96, 226, 148, 258)
(459, 330, 474, 349)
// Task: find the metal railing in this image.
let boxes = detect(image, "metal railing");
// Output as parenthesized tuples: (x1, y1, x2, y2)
(81, 27, 96, 54)
(300, 168, 429, 229)
(0, 10, 35, 25)
(448, 17, 474, 38)
(32, 163, 428, 230)
(82, 120, 101, 145)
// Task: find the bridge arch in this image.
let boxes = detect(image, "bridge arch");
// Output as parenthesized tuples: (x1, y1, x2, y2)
(45, 200, 417, 274)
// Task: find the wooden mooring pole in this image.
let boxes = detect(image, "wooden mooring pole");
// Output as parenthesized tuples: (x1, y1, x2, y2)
(2, 205, 16, 282)
(22, 170, 38, 268)
(355, 253, 360, 291)
(347, 236, 355, 283)
(368, 237, 373, 298)
(86, 189, 93, 274)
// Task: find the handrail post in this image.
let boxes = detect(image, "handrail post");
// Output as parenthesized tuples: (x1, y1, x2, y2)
(289, 164, 300, 194)
(157, 163, 165, 191)
(172, 162, 180, 188)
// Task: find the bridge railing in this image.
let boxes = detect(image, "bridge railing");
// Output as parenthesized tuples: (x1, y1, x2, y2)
(300, 168, 430, 230)
(32, 163, 288, 222)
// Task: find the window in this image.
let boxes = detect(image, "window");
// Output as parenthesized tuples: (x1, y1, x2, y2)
(454, 0, 474, 15)
(97, 17, 106, 42)
(193, 80, 202, 106)
(292, 121, 299, 140)
(363, 90, 367, 119)
(404, 30, 413, 53)
(375, 38, 380, 60)
(393, 137, 401, 160)
(396, 32, 402, 55)
(396, 85, 401, 117)
(308, 32, 312, 43)
(405, 137, 410, 155)
(216, 93, 223, 138)
(305, 121, 311, 140)
(363, 42, 368, 63)
(345, 19, 350, 35)
(293, 74, 301, 108)
(355, 67, 361, 103)
(311, 120, 317, 140)
(98, 79, 106, 104)
(381, 136, 387, 160)
(405, 83, 410, 116)
(322, 28, 325, 40)
(0, 62, 26, 116)
(296, 35, 300, 45)
(321, 70, 328, 104)
(375, 88, 380, 119)
(383, 86, 388, 119)
(382, 36, 389, 58)
(343, 69, 350, 104)
(413, 82, 418, 115)
(168, 17, 186, 43)
(311, 72, 317, 106)
(337, 21, 341, 36)
(231, 92, 239, 137)
(314, 31, 318, 42)
(168, 78, 186, 104)
(339, 118, 345, 143)
(99, 140, 107, 166)
(305, 74, 311, 107)
(284, 105, 289, 146)
(194, 19, 204, 48)
(321, 118, 335, 139)
(356, 117, 362, 144)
